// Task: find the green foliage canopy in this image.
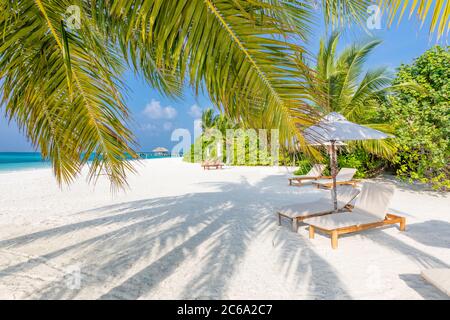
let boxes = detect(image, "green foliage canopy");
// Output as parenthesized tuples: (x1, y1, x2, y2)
(381, 46, 450, 190)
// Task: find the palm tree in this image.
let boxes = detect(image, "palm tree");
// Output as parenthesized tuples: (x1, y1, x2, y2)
(1, 0, 320, 188)
(201, 109, 217, 132)
(305, 32, 398, 158)
(0, 1, 447, 188)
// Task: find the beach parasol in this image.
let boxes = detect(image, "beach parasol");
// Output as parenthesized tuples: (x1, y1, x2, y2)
(152, 147, 169, 154)
(304, 112, 393, 211)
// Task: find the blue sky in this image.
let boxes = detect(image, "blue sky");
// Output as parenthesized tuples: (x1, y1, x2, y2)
(0, 11, 445, 152)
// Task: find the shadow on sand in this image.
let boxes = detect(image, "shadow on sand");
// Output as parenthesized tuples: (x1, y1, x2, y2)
(0, 175, 346, 299)
(0, 174, 447, 300)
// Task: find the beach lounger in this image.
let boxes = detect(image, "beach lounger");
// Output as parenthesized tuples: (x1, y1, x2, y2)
(305, 182, 406, 249)
(202, 160, 224, 170)
(421, 269, 450, 297)
(277, 186, 360, 232)
(312, 168, 358, 189)
(288, 164, 327, 186)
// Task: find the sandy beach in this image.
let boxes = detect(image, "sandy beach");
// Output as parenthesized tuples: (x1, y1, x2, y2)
(0, 158, 448, 299)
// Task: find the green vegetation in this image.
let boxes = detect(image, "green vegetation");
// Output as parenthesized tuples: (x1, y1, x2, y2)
(1, 1, 448, 188)
(302, 32, 399, 163)
(292, 46, 449, 188)
(292, 151, 385, 179)
(381, 46, 450, 190)
(183, 108, 276, 165)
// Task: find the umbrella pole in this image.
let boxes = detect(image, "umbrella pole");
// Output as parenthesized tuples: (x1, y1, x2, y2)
(330, 141, 338, 211)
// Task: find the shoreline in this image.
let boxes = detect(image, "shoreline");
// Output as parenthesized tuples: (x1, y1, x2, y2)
(0, 156, 182, 175)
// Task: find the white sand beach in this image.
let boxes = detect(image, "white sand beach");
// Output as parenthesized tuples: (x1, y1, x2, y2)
(0, 158, 449, 299)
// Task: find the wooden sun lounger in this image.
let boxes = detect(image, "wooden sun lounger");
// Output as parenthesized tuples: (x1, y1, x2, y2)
(277, 186, 360, 232)
(288, 164, 326, 186)
(305, 182, 406, 249)
(308, 213, 405, 249)
(202, 162, 224, 170)
(315, 179, 360, 189)
(312, 168, 358, 189)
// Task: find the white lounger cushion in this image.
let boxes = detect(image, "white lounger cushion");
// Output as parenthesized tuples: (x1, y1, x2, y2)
(304, 211, 380, 230)
(278, 202, 334, 218)
(308, 164, 326, 177)
(313, 178, 333, 185)
(290, 164, 326, 182)
(313, 168, 357, 185)
(421, 269, 450, 296)
(353, 182, 394, 220)
(278, 186, 360, 218)
(304, 182, 395, 230)
(336, 168, 357, 182)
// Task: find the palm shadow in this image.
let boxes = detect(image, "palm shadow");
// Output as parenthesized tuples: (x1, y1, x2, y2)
(400, 220, 450, 249)
(1, 174, 346, 299)
(399, 274, 449, 300)
(374, 175, 448, 198)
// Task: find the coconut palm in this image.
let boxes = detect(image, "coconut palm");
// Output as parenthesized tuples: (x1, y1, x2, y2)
(0, 0, 448, 188)
(306, 32, 398, 158)
(1, 0, 323, 188)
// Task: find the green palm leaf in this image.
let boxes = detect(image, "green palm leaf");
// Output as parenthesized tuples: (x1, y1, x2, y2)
(379, 0, 450, 39)
(93, 0, 322, 152)
(304, 32, 398, 159)
(1, 0, 136, 190)
(1, 0, 439, 188)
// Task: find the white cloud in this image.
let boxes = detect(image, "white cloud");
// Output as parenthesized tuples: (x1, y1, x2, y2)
(143, 99, 177, 119)
(188, 104, 203, 118)
(140, 123, 158, 131)
(163, 122, 173, 131)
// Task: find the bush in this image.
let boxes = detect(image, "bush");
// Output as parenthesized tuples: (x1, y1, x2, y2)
(337, 149, 387, 179)
(380, 46, 450, 190)
(293, 159, 314, 175)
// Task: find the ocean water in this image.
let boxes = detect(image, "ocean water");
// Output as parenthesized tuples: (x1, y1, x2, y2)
(0, 152, 174, 173)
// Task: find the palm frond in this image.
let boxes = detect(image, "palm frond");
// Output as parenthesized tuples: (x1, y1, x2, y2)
(0, 0, 137, 190)
(93, 0, 322, 154)
(321, 0, 372, 27)
(380, 0, 450, 39)
(303, 32, 397, 159)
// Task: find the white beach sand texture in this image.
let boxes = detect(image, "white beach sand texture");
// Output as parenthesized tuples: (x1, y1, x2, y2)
(0, 158, 449, 300)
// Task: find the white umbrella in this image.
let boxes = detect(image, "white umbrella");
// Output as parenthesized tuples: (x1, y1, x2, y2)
(152, 147, 169, 153)
(304, 112, 393, 211)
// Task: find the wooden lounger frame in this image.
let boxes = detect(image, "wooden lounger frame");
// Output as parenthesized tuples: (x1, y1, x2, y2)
(202, 164, 223, 170)
(288, 176, 332, 186)
(308, 213, 406, 249)
(277, 204, 353, 232)
(314, 180, 359, 189)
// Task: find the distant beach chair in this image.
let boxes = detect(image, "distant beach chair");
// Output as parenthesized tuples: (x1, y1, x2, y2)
(202, 159, 224, 170)
(312, 168, 358, 189)
(288, 164, 327, 186)
(277, 186, 360, 232)
(421, 269, 450, 297)
(304, 182, 406, 249)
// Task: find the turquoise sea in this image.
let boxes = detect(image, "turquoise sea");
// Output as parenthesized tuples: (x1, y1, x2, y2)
(0, 152, 174, 172)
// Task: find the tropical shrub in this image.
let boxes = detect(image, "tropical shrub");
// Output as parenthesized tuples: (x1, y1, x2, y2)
(293, 159, 314, 175)
(380, 46, 450, 190)
(337, 149, 387, 179)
